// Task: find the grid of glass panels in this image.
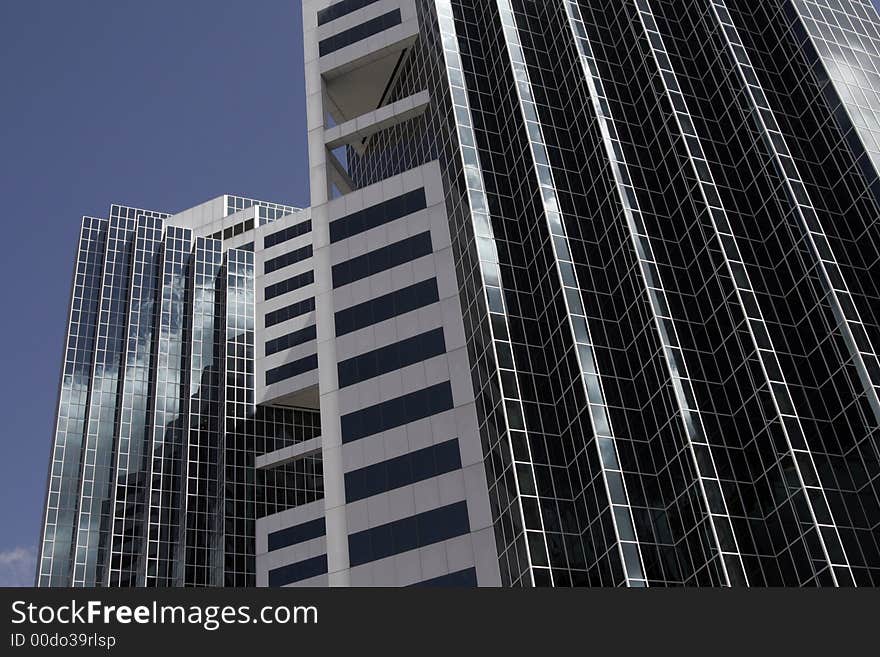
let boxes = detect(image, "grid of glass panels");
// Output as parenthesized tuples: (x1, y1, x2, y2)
(627, 0, 873, 585)
(709, 0, 868, 585)
(433, 0, 549, 586)
(40, 203, 321, 587)
(39, 217, 108, 587)
(764, 1, 880, 423)
(72, 213, 138, 587)
(145, 226, 193, 586)
(795, 0, 880, 168)
(555, 0, 751, 586)
(107, 215, 165, 587)
(495, 0, 647, 587)
(631, 0, 852, 585)
(341, 0, 880, 587)
(511, 0, 721, 586)
(182, 237, 224, 587)
(349, 0, 642, 585)
(223, 248, 256, 586)
(255, 407, 323, 519)
(224, 195, 299, 226)
(725, 0, 880, 586)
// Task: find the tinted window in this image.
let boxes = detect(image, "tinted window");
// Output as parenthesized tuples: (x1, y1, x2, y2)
(211, 216, 254, 241)
(267, 517, 326, 552)
(264, 219, 311, 249)
(266, 353, 319, 385)
(340, 381, 454, 443)
(334, 278, 439, 337)
(264, 244, 313, 275)
(344, 438, 462, 503)
(410, 568, 478, 587)
(332, 231, 433, 288)
(317, 0, 381, 25)
(264, 270, 314, 301)
(329, 188, 426, 243)
(318, 10, 402, 57)
(265, 325, 317, 356)
(265, 298, 315, 328)
(337, 328, 446, 388)
(267, 554, 327, 586)
(347, 501, 470, 567)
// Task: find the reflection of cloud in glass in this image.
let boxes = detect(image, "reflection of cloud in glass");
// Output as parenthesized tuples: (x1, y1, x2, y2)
(0, 546, 37, 587)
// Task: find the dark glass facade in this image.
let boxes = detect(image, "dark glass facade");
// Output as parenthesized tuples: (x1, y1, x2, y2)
(339, 0, 880, 586)
(39, 205, 322, 587)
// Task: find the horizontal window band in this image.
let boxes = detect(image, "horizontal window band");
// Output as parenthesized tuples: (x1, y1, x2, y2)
(266, 353, 319, 386)
(344, 438, 462, 503)
(332, 231, 433, 288)
(265, 297, 315, 328)
(340, 381, 454, 444)
(207, 217, 254, 241)
(318, 9, 402, 57)
(334, 278, 439, 337)
(348, 501, 470, 567)
(263, 219, 312, 249)
(265, 325, 317, 357)
(329, 188, 426, 243)
(264, 244, 313, 275)
(409, 567, 478, 587)
(317, 0, 381, 26)
(267, 554, 327, 586)
(337, 327, 446, 388)
(264, 270, 314, 300)
(267, 517, 326, 552)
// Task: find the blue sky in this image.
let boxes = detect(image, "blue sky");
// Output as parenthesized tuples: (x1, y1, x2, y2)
(0, 0, 309, 585)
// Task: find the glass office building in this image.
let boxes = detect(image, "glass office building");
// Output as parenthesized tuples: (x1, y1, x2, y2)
(40, 0, 880, 587)
(38, 198, 322, 587)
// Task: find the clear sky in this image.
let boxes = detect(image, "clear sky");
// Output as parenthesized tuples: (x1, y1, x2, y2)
(0, 0, 309, 585)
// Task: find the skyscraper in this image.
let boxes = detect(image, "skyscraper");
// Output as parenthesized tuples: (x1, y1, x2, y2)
(39, 198, 323, 587)
(40, 0, 880, 587)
